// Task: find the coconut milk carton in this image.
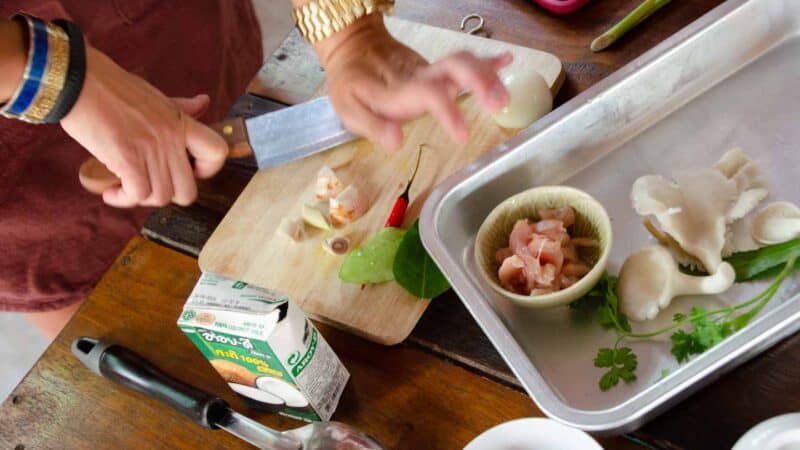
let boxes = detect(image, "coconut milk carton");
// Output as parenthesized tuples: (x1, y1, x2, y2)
(177, 272, 349, 422)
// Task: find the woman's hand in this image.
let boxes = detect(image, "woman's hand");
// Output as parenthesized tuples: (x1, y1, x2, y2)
(61, 47, 228, 208)
(318, 14, 512, 151)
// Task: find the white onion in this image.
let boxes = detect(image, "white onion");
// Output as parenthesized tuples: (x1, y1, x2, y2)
(492, 70, 552, 129)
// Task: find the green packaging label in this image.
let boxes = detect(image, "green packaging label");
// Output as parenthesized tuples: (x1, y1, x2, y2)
(177, 272, 349, 422)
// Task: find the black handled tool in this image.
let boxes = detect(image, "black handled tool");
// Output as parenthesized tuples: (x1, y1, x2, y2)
(72, 337, 302, 450)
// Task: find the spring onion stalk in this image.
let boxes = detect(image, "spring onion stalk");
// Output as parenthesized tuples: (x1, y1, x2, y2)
(591, 0, 673, 52)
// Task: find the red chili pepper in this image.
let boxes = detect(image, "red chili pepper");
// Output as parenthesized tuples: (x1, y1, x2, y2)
(384, 145, 423, 228)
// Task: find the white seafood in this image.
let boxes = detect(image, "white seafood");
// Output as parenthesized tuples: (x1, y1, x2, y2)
(751, 201, 800, 245)
(330, 185, 368, 225)
(315, 165, 344, 201)
(618, 246, 736, 322)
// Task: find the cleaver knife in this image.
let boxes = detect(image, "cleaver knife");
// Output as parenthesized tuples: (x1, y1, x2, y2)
(79, 96, 356, 194)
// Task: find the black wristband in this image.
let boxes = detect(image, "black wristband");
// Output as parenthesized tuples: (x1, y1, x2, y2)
(44, 19, 86, 123)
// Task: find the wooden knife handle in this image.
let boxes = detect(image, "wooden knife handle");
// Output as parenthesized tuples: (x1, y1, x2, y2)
(78, 117, 253, 195)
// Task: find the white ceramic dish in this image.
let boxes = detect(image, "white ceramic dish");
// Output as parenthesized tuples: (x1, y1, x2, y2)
(733, 413, 800, 450)
(464, 418, 602, 450)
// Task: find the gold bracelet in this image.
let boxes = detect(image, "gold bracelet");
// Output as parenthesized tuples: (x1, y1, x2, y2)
(293, 0, 395, 44)
(24, 22, 70, 123)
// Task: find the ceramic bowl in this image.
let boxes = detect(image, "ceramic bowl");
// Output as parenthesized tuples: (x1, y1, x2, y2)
(464, 417, 601, 450)
(474, 186, 612, 308)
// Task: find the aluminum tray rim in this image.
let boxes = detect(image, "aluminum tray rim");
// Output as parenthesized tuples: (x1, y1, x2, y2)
(419, 0, 800, 434)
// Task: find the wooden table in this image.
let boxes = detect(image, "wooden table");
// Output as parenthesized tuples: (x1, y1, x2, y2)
(4, 1, 800, 449)
(0, 237, 641, 450)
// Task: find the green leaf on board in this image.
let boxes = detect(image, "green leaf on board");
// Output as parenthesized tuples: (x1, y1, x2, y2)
(339, 227, 406, 284)
(392, 220, 450, 299)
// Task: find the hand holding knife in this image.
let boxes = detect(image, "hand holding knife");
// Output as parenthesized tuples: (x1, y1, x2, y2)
(79, 96, 357, 194)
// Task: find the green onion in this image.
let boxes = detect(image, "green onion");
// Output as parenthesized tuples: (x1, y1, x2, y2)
(591, 0, 673, 52)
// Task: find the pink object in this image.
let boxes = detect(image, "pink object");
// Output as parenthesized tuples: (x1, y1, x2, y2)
(532, 0, 592, 14)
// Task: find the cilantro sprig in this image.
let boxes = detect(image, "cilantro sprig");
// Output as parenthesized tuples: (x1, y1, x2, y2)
(594, 347, 637, 391)
(571, 273, 630, 332)
(573, 254, 796, 392)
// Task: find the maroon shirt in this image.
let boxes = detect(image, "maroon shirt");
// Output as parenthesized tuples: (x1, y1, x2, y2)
(0, 1, 263, 311)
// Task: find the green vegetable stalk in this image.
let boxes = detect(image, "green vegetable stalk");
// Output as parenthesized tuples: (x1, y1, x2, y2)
(590, 0, 672, 52)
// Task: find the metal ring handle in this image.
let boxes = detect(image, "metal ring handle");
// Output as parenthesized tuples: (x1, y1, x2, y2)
(460, 13, 486, 36)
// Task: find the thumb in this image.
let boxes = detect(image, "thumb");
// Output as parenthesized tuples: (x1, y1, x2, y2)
(172, 94, 211, 119)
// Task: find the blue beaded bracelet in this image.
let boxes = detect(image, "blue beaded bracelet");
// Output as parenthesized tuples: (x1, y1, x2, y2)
(1, 14, 50, 119)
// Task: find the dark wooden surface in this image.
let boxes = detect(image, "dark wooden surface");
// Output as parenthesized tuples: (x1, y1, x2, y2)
(140, 1, 800, 449)
(0, 238, 642, 450)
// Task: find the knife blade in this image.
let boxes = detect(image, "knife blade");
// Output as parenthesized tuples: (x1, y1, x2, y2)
(241, 96, 357, 169)
(78, 95, 356, 195)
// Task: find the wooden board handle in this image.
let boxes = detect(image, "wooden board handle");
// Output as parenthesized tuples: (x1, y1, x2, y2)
(79, 117, 252, 195)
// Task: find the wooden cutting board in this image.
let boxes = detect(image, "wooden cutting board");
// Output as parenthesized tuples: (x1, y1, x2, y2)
(199, 18, 564, 345)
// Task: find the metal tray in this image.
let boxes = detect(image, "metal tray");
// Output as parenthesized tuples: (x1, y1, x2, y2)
(420, 0, 800, 435)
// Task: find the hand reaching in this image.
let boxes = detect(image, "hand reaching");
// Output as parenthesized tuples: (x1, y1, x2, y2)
(320, 15, 512, 151)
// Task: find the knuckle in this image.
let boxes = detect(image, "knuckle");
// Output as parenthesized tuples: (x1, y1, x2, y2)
(416, 79, 440, 96)
(151, 191, 172, 206)
(175, 190, 197, 207)
(132, 183, 151, 201)
(161, 129, 183, 152)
